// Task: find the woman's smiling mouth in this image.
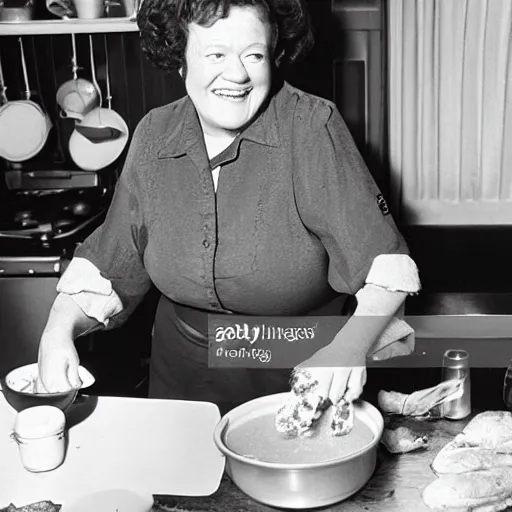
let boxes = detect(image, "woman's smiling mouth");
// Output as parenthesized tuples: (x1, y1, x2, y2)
(213, 88, 252, 100)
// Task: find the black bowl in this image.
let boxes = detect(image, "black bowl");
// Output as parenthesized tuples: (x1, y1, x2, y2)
(0, 363, 95, 412)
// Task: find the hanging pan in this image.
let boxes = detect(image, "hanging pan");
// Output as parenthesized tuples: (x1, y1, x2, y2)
(0, 38, 52, 163)
(69, 34, 129, 171)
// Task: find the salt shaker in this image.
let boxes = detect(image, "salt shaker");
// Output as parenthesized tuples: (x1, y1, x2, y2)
(12, 405, 67, 472)
(441, 349, 471, 420)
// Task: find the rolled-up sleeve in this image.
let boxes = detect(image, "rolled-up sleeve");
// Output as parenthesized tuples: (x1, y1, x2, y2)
(293, 101, 410, 295)
(58, 113, 154, 329)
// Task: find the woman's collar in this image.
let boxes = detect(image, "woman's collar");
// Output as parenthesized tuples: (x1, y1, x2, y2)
(157, 81, 285, 160)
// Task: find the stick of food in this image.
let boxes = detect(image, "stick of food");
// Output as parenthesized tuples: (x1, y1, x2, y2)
(378, 379, 465, 417)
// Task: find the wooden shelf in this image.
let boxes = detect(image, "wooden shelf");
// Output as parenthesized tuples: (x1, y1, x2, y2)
(0, 17, 139, 35)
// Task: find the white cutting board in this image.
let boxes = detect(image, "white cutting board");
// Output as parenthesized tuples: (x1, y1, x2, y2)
(0, 394, 225, 508)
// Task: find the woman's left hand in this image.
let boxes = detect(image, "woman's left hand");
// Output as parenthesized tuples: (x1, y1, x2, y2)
(300, 366, 367, 405)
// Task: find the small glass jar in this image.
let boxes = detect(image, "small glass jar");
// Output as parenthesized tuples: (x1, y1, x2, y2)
(12, 405, 66, 472)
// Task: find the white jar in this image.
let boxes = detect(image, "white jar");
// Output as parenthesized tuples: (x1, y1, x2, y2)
(13, 405, 67, 472)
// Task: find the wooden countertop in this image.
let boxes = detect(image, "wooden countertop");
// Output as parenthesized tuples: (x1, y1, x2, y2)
(152, 414, 476, 512)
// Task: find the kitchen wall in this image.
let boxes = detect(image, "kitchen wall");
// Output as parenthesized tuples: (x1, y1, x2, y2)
(2, 2, 511, 303)
(2, 2, 510, 301)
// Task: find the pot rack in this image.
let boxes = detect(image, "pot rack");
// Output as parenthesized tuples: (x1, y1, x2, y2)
(0, 18, 138, 36)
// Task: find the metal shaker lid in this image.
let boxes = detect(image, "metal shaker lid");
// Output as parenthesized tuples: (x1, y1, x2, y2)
(443, 349, 469, 369)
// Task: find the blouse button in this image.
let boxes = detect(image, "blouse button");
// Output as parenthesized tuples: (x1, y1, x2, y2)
(203, 240, 210, 248)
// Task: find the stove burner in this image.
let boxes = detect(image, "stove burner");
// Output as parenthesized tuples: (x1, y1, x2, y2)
(13, 210, 38, 229)
(64, 201, 92, 217)
(14, 210, 34, 222)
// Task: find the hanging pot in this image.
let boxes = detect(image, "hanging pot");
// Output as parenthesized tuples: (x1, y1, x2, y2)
(56, 33, 99, 122)
(69, 34, 129, 172)
(0, 38, 52, 163)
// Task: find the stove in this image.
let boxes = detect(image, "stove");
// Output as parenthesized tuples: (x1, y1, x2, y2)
(0, 167, 117, 258)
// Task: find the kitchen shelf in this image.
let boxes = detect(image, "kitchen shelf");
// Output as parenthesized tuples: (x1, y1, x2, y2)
(0, 17, 139, 35)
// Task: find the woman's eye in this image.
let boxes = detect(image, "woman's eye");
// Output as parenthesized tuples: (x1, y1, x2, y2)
(245, 53, 265, 63)
(207, 53, 224, 61)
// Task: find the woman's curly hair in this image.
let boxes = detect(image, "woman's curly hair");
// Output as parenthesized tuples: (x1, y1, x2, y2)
(137, 0, 314, 73)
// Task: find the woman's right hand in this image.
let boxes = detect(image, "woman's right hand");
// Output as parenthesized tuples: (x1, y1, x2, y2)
(37, 329, 82, 393)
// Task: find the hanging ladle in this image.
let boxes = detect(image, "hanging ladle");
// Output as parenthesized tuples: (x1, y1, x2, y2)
(73, 35, 123, 143)
(56, 33, 99, 122)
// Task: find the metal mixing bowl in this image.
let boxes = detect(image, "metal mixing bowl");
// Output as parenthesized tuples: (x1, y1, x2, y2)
(213, 393, 384, 510)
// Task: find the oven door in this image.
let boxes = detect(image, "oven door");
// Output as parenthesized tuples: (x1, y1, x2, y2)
(0, 256, 61, 377)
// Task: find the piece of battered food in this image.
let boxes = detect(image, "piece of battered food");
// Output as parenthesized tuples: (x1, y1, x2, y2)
(381, 426, 429, 454)
(0, 502, 61, 512)
(423, 411, 512, 511)
(432, 447, 512, 475)
(275, 393, 326, 438)
(331, 398, 354, 436)
(423, 468, 512, 512)
(275, 369, 355, 437)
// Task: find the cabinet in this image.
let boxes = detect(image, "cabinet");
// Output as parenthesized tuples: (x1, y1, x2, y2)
(288, 0, 389, 196)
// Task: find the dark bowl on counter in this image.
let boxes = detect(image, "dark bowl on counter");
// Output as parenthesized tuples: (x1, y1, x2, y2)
(0, 363, 95, 412)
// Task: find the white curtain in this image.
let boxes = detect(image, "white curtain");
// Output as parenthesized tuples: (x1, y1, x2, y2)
(388, 0, 512, 225)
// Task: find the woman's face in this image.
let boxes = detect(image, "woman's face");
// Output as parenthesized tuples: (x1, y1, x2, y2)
(183, 6, 273, 138)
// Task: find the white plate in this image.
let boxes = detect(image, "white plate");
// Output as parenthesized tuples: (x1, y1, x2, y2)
(0, 394, 225, 508)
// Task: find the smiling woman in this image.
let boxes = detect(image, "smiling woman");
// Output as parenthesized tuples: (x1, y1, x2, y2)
(36, 0, 420, 418)
(182, 6, 273, 152)
(137, 0, 314, 155)
(137, 0, 314, 73)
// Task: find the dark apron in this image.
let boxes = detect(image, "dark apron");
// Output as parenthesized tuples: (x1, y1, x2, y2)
(148, 295, 354, 415)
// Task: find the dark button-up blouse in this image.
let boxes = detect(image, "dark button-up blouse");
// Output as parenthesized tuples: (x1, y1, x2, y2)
(74, 80, 409, 329)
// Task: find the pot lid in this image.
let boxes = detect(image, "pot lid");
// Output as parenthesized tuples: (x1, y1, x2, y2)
(0, 103, 49, 162)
